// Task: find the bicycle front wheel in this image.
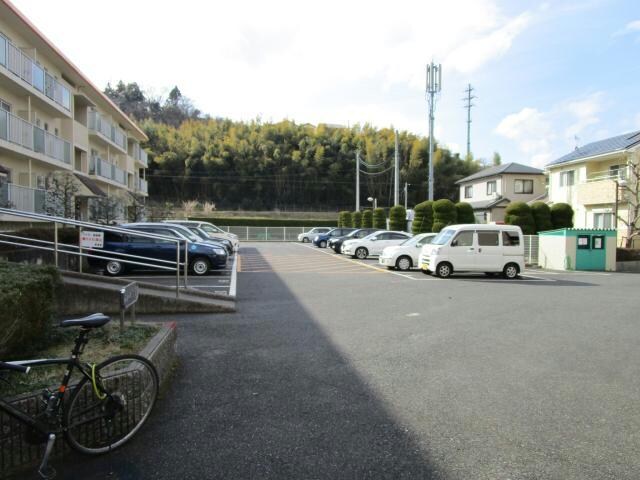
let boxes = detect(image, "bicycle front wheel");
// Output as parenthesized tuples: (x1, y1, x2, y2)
(64, 354, 159, 454)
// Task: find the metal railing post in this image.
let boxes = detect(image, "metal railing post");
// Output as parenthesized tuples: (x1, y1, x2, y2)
(265, 226, 268, 241)
(78, 226, 83, 273)
(283, 226, 286, 241)
(184, 241, 189, 288)
(246, 226, 249, 242)
(176, 243, 180, 299)
(54, 222, 58, 267)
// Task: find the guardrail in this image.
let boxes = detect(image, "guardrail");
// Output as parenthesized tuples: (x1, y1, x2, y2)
(0, 208, 189, 298)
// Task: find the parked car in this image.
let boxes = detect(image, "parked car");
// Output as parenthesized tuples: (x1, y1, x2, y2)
(312, 228, 356, 248)
(163, 220, 239, 250)
(298, 227, 332, 243)
(86, 229, 227, 276)
(329, 228, 378, 253)
(378, 233, 437, 271)
(341, 231, 412, 259)
(165, 223, 234, 255)
(419, 224, 524, 279)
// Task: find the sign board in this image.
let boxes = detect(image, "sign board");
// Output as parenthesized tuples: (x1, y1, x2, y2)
(120, 282, 139, 310)
(80, 231, 104, 248)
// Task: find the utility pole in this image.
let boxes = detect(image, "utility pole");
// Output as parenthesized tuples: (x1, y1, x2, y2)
(404, 182, 408, 209)
(394, 130, 399, 206)
(426, 62, 442, 201)
(355, 150, 360, 211)
(463, 84, 475, 159)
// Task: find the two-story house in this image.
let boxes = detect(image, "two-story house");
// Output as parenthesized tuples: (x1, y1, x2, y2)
(546, 130, 639, 245)
(456, 162, 546, 223)
(0, 0, 149, 222)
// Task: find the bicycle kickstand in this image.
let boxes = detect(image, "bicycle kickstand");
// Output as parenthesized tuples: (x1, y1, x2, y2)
(38, 433, 57, 479)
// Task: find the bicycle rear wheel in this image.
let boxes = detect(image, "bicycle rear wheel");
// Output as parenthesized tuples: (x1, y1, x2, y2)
(64, 354, 159, 454)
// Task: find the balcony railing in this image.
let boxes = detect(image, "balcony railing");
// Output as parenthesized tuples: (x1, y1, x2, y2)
(89, 155, 128, 186)
(138, 178, 148, 194)
(0, 109, 71, 164)
(0, 33, 71, 111)
(88, 110, 127, 151)
(129, 141, 149, 167)
(585, 167, 628, 183)
(0, 183, 46, 214)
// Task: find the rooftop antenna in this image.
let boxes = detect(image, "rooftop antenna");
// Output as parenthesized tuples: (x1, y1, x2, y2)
(574, 135, 580, 151)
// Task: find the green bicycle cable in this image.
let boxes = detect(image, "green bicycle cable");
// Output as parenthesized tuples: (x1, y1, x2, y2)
(91, 364, 107, 400)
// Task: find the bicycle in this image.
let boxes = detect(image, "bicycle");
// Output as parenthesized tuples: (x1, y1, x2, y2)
(0, 313, 159, 479)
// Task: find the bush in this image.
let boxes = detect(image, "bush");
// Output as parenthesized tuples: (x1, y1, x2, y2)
(361, 210, 373, 228)
(617, 248, 640, 262)
(531, 202, 553, 233)
(504, 202, 536, 234)
(190, 217, 337, 227)
(412, 201, 434, 234)
(455, 202, 475, 224)
(550, 203, 574, 229)
(0, 262, 60, 359)
(373, 208, 386, 229)
(389, 205, 407, 231)
(353, 211, 363, 228)
(433, 199, 457, 231)
(338, 211, 353, 228)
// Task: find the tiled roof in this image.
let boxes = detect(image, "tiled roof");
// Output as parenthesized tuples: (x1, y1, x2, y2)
(456, 162, 544, 184)
(547, 130, 640, 167)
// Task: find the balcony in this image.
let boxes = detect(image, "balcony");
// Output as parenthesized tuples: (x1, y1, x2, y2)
(0, 109, 72, 165)
(138, 177, 148, 194)
(88, 110, 127, 152)
(89, 155, 127, 186)
(0, 33, 71, 112)
(129, 141, 149, 167)
(0, 183, 46, 214)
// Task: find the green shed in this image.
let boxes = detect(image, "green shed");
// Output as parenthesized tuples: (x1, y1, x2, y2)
(538, 228, 617, 271)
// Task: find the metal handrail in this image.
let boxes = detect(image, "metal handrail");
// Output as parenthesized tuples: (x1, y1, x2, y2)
(0, 208, 188, 297)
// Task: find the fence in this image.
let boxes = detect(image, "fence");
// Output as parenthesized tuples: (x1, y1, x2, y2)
(524, 235, 538, 265)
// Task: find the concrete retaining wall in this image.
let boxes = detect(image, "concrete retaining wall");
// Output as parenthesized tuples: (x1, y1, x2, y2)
(616, 261, 640, 272)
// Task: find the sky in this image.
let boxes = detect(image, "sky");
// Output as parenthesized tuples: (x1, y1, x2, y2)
(11, 0, 640, 168)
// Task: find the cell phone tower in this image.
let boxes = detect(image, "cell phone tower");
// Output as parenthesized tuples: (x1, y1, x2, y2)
(426, 62, 442, 201)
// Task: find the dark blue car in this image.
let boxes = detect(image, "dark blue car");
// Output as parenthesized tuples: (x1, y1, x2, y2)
(312, 228, 356, 248)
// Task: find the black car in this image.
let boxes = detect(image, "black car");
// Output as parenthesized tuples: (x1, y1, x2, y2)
(329, 228, 378, 253)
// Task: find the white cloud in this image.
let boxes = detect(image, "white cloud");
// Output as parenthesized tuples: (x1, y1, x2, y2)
(495, 107, 556, 167)
(564, 92, 604, 139)
(613, 19, 640, 36)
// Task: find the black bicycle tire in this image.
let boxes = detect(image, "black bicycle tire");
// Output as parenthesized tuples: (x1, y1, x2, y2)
(63, 354, 159, 455)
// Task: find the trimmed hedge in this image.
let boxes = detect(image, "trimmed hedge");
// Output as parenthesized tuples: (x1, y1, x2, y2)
(373, 208, 386, 229)
(617, 248, 640, 262)
(505, 202, 536, 234)
(432, 199, 457, 233)
(0, 262, 60, 359)
(550, 203, 574, 229)
(338, 211, 353, 228)
(412, 201, 434, 234)
(353, 211, 363, 228)
(190, 217, 337, 227)
(455, 202, 475, 224)
(362, 210, 373, 228)
(531, 202, 553, 233)
(389, 205, 407, 231)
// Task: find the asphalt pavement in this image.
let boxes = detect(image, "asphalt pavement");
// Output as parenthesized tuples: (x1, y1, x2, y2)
(50, 242, 640, 480)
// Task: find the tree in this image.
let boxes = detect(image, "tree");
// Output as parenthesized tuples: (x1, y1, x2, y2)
(492, 152, 502, 166)
(45, 173, 80, 218)
(531, 202, 553, 233)
(412, 201, 434, 234)
(338, 211, 353, 228)
(505, 202, 536, 234)
(128, 193, 146, 222)
(373, 208, 386, 229)
(617, 155, 640, 248)
(89, 196, 122, 225)
(432, 199, 457, 232)
(389, 205, 407, 231)
(362, 210, 373, 228)
(352, 211, 362, 228)
(550, 203, 574, 229)
(455, 202, 475, 224)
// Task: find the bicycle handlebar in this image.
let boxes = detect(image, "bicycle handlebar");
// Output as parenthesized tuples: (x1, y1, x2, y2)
(0, 361, 30, 374)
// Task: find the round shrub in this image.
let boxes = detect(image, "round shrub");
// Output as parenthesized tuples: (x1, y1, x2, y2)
(551, 203, 574, 229)
(504, 201, 536, 234)
(389, 205, 407, 231)
(433, 199, 457, 230)
(531, 202, 553, 233)
(431, 221, 446, 233)
(338, 211, 353, 228)
(373, 208, 386, 229)
(455, 202, 475, 224)
(353, 211, 363, 228)
(412, 201, 434, 234)
(362, 210, 373, 228)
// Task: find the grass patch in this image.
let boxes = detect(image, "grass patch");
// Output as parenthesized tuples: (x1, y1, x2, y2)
(0, 323, 160, 397)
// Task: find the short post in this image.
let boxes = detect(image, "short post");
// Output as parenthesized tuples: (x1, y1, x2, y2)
(78, 226, 83, 273)
(283, 226, 286, 241)
(246, 226, 249, 241)
(119, 282, 139, 330)
(176, 242, 180, 299)
(184, 241, 189, 288)
(54, 222, 59, 267)
(265, 226, 268, 241)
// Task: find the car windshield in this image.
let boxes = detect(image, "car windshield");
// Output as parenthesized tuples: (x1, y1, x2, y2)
(431, 229, 455, 245)
(362, 231, 384, 241)
(169, 227, 199, 242)
(188, 228, 206, 240)
(201, 224, 224, 234)
(399, 235, 420, 247)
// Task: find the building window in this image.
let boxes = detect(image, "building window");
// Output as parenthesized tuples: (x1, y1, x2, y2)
(609, 164, 627, 181)
(593, 212, 613, 229)
(464, 185, 473, 198)
(560, 170, 575, 187)
(486, 180, 497, 195)
(0, 98, 10, 112)
(514, 179, 533, 194)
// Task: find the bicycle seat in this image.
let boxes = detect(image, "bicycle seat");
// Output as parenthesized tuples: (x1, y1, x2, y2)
(60, 313, 111, 329)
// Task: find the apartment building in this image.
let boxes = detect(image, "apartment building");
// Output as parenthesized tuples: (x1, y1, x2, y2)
(456, 162, 546, 223)
(546, 131, 640, 245)
(0, 0, 148, 222)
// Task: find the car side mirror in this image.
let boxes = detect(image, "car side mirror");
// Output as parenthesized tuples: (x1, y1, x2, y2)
(370, 237, 377, 241)
(452, 240, 458, 247)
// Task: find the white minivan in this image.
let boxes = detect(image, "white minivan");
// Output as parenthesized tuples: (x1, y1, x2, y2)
(419, 224, 524, 279)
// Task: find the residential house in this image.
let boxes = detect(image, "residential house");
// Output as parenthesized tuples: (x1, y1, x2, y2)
(456, 162, 546, 223)
(0, 0, 149, 222)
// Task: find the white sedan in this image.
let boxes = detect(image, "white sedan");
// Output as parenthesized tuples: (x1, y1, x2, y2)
(298, 227, 332, 243)
(378, 233, 437, 271)
(342, 231, 412, 259)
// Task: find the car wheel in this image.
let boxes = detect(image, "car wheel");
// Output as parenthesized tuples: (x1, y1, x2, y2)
(436, 262, 453, 278)
(503, 263, 519, 279)
(302, 237, 310, 243)
(104, 260, 124, 276)
(396, 256, 412, 271)
(190, 257, 211, 276)
(319, 240, 327, 248)
(355, 247, 368, 259)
